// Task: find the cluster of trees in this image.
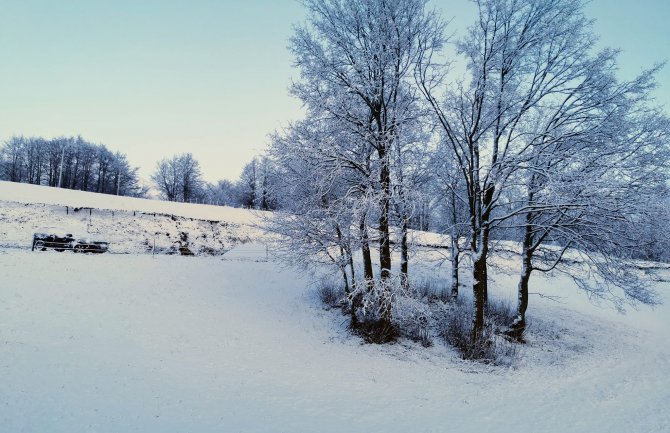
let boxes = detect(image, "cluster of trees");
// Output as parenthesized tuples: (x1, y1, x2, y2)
(0, 135, 146, 197)
(266, 0, 670, 346)
(151, 153, 280, 210)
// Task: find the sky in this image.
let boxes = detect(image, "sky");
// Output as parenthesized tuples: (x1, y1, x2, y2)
(0, 0, 668, 185)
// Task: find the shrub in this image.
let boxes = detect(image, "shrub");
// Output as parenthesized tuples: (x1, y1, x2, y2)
(354, 319, 400, 344)
(393, 296, 432, 347)
(439, 297, 518, 366)
(486, 297, 517, 329)
(316, 278, 346, 310)
(410, 277, 451, 303)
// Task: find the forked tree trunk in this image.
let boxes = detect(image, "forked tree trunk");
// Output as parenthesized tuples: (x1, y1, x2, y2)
(471, 184, 494, 340)
(471, 224, 491, 341)
(337, 224, 360, 327)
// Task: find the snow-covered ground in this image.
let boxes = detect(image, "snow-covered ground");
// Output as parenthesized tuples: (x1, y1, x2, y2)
(0, 181, 266, 224)
(1, 248, 668, 433)
(1, 181, 669, 432)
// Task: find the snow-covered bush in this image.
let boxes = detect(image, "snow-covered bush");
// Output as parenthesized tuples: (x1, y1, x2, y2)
(392, 296, 432, 347)
(439, 297, 518, 366)
(410, 277, 451, 303)
(316, 277, 346, 310)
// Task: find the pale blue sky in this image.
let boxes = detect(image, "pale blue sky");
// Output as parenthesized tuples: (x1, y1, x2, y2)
(0, 0, 668, 183)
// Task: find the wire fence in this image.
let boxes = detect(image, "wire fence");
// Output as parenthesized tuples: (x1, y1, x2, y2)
(0, 203, 268, 259)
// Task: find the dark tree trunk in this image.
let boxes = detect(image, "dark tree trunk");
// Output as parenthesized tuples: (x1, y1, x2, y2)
(450, 235, 459, 299)
(360, 218, 374, 283)
(507, 217, 534, 342)
(472, 246, 488, 340)
(400, 218, 409, 289)
(471, 183, 495, 339)
(348, 250, 360, 327)
(377, 145, 393, 327)
(450, 188, 460, 298)
(378, 153, 392, 282)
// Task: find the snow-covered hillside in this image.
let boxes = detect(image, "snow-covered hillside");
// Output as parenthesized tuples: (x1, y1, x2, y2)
(0, 181, 265, 223)
(1, 181, 669, 432)
(0, 181, 263, 254)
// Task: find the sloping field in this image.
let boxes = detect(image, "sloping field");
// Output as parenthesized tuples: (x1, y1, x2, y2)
(0, 181, 262, 254)
(0, 181, 669, 432)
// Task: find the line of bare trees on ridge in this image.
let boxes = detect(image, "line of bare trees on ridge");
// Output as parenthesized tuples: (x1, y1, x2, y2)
(0, 135, 146, 197)
(151, 153, 281, 211)
(0, 136, 282, 212)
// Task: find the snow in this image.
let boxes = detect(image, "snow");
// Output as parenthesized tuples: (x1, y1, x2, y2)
(1, 181, 669, 432)
(0, 182, 262, 255)
(0, 181, 265, 224)
(1, 250, 668, 432)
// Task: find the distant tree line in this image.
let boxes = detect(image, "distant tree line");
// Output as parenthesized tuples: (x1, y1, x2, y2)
(0, 135, 146, 197)
(151, 153, 280, 211)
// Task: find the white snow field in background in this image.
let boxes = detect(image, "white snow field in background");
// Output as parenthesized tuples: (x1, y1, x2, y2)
(0, 181, 264, 255)
(0, 181, 669, 432)
(0, 181, 264, 224)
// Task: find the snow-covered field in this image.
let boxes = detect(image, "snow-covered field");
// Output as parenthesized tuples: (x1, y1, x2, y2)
(0, 181, 265, 224)
(0, 181, 262, 255)
(1, 182, 669, 432)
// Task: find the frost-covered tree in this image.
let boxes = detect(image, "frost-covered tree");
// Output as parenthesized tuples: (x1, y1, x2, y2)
(288, 0, 443, 334)
(204, 179, 238, 207)
(431, 138, 470, 298)
(268, 118, 375, 328)
(0, 135, 143, 196)
(506, 105, 670, 340)
(151, 153, 203, 202)
(234, 156, 280, 210)
(418, 0, 669, 341)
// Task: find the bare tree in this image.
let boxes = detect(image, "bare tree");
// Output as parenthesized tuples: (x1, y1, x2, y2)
(290, 0, 442, 332)
(418, 0, 669, 341)
(0, 135, 143, 196)
(151, 157, 180, 201)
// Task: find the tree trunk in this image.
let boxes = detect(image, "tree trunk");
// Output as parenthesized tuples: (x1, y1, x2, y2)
(450, 234, 459, 299)
(378, 146, 393, 326)
(400, 218, 409, 290)
(348, 250, 360, 327)
(471, 222, 491, 341)
(379, 155, 392, 282)
(507, 220, 533, 342)
(360, 218, 374, 283)
(450, 189, 459, 298)
(335, 225, 351, 297)
(472, 248, 488, 340)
